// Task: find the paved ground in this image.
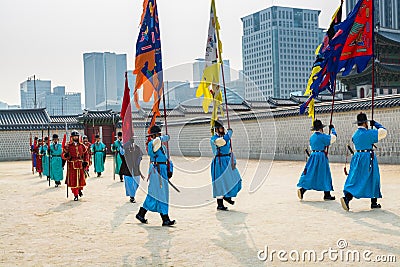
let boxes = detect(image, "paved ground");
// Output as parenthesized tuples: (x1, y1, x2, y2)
(0, 156, 399, 266)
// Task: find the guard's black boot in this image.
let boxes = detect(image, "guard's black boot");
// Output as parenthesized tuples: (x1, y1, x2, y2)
(97, 172, 101, 177)
(74, 195, 79, 201)
(161, 214, 176, 226)
(223, 197, 235, 205)
(323, 191, 335, 200)
(340, 193, 353, 211)
(135, 207, 148, 224)
(217, 199, 228, 211)
(371, 198, 381, 209)
(130, 197, 136, 203)
(120, 175, 124, 182)
(297, 188, 306, 200)
(79, 190, 83, 197)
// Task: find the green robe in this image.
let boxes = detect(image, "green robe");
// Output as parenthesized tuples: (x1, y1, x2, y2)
(111, 140, 123, 174)
(50, 143, 63, 182)
(40, 145, 50, 177)
(91, 142, 106, 173)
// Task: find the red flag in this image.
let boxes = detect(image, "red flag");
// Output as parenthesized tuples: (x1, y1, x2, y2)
(121, 72, 133, 143)
(338, 0, 373, 75)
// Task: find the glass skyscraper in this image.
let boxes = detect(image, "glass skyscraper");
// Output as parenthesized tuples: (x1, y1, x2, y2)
(241, 6, 323, 100)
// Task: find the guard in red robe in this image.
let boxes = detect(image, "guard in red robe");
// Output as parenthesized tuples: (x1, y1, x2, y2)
(82, 135, 92, 177)
(35, 138, 43, 178)
(62, 131, 89, 201)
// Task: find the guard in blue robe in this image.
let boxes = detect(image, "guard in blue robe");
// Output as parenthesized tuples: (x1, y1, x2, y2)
(119, 137, 144, 203)
(136, 125, 176, 226)
(341, 113, 388, 211)
(297, 120, 337, 200)
(41, 137, 50, 179)
(50, 134, 63, 187)
(210, 120, 242, 211)
(91, 135, 106, 177)
(111, 132, 123, 182)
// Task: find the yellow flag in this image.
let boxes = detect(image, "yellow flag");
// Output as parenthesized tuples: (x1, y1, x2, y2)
(196, 0, 224, 129)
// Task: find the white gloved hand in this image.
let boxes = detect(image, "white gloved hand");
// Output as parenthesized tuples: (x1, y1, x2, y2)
(214, 137, 226, 147)
(152, 137, 162, 152)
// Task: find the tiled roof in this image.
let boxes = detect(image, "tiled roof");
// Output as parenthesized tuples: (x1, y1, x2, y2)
(49, 115, 84, 130)
(273, 94, 400, 118)
(224, 103, 251, 112)
(378, 31, 400, 45)
(77, 110, 120, 124)
(141, 107, 185, 117)
(0, 108, 51, 130)
(179, 104, 209, 114)
(246, 101, 276, 109)
(267, 97, 299, 106)
(50, 115, 80, 124)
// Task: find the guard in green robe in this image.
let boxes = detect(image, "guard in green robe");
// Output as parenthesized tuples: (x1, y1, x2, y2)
(50, 134, 63, 187)
(41, 136, 50, 180)
(111, 132, 123, 182)
(91, 135, 106, 177)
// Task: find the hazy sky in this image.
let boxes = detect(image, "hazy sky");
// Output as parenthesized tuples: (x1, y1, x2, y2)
(0, 0, 344, 105)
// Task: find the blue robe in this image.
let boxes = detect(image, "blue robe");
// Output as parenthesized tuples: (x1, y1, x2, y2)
(210, 130, 242, 198)
(343, 128, 382, 199)
(297, 132, 334, 191)
(31, 145, 37, 167)
(142, 135, 171, 215)
(40, 145, 50, 177)
(91, 142, 106, 173)
(125, 176, 140, 197)
(50, 143, 63, 182)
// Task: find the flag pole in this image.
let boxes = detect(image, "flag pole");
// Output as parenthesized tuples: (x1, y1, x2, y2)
(371, 0, 376, 125)
(325, 80, 337, 155)
(212, 0, 234, 167)
(161, 84, 170, 161)
(48, 125, 51, 187)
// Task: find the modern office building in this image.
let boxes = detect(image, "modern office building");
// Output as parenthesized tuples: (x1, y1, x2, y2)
(20, 78, 51, 109)
(346, 0, 399, 30)
(45, 86, 82, 115)
(83, 52, 127, 110)
(241, 6, 323, 100)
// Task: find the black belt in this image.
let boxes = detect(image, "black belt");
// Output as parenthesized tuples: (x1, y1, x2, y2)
(356, 149, 373, 152)
(151, 162, 167, 165)
(216, 153, 231, 157)
(312, 150, 325, 152)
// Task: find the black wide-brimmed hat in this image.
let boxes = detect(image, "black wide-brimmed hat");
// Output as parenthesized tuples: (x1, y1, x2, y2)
(52, 134, 59, 139)
(71, 131, 80, 137)
(95, 134, 100, 139)
(354, 112, 369, 124)
(311, 119, 326, 131)
(213, 120, 224, 128)
(117, 132, 122, 137)
(147, 125, 162, 136)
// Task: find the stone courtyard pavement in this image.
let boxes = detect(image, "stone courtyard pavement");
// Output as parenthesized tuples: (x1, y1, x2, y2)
(0, 157, 399, 266)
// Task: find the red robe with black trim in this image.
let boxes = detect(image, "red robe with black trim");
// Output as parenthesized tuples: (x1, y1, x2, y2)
(83, 141, 92, 171)
(63, 141, 88, 188)
(34, 144, 43, 173)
